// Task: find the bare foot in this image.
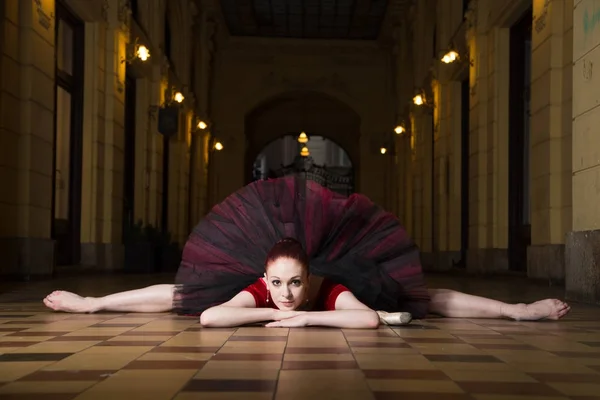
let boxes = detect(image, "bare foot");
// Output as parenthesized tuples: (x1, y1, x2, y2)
(508, 299, 571, 321)
(43, 291, 98, 313)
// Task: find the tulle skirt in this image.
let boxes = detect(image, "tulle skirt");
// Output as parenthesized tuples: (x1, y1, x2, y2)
(173, 176, 430, 318)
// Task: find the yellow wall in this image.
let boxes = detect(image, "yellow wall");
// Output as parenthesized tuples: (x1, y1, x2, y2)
(0, 0, 211, 276)
(402, 0, 573, 277)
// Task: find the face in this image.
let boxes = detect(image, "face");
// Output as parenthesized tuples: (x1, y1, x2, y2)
(265, 257, 309, 310)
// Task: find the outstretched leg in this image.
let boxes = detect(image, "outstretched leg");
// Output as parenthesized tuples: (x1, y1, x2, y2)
(43, 284, 175, 313)
(428, 288, 570, 321)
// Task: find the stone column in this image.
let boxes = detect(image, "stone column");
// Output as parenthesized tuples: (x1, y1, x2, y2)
(0, 0, 56, 278)
(566, 0, 600, 302)
(527, 0, 573, 282)
(97, 0, 128, 270)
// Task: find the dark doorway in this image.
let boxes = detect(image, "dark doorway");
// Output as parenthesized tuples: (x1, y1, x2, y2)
(123, 72, 136, 238)
(52, 1, 84, 266)
(459, 79, 470, 267)
(508, 8, 532, 271)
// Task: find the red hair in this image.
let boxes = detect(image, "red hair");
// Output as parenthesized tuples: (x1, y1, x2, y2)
(265, 237, 309, 274)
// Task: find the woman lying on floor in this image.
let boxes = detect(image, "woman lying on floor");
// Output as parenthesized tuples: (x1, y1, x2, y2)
(44, 177, 570, 328)
(44, 237, 570, 329)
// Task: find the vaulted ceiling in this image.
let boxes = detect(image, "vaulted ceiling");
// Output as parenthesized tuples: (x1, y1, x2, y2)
(219, 0, 390, 40)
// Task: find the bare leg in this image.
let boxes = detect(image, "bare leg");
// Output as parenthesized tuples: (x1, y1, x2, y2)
(428, 288, 571, 321)
(43, 284, 175, 313)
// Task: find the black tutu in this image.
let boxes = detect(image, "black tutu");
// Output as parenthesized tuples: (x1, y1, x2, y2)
(173, 176, 430, 317)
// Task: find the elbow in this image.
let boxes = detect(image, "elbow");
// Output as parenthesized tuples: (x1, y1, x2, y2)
(199, 309, 217, 327)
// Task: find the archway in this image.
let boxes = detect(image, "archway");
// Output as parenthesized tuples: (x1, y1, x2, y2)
(253, 134, 354, 196)
(244, 91, 361, 193)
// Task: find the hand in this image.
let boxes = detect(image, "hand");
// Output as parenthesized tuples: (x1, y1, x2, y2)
(271, 310, 307, 321)
(265, 314, 308, 328)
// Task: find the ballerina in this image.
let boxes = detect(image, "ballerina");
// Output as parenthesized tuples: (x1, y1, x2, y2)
(43, 176, 570, 325)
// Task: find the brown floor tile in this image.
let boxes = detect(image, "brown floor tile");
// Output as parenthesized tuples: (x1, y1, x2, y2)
(0, 342, 39, 348)
(212, 353, 282, 361)
(227, 335, 287, 341)
(374, 393, 472, 400)
(48, 336, 113, 341)
(395, 325, 440, 331)
(0, 395, 78, 400)
(0, 353, 73, 362)
(123, 360, 206, 369)
(281, 360, 359, 369)
(150, 346, 220, 353)
(3, 321, 47, 325)
(457, 381, 563, 396)
(119, 331, 178, 336)
(6, 331, 70, 337)
(580, 342, 600, 347)
(471, 343, 538, 350)
(0, 328, 28, 332)
(95, 340, 165, 346)
(453, 334, 503, 339)
(364, 369, 450, 380)
(349, 341, 411, 348)
(182, 379, 277, 392)
(528, 372, 600, 383)
(284, 346, 352, 354)
(552, 351, 600, 358)
(18, 369, 114, 381)
(186, 327, 236, 332)
(344, 330, 398, 338)
(404, 338, 465, 344)
(90, 323, 142, 327)
(425, 355, 502, 363)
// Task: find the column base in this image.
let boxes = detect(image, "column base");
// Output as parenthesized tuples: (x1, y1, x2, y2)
(0, 237, 55, 280)
(527, 244, 565, 283)
(80, 243, 124, 271)
(466, 248, 509, 274)
(566, 230, 600, 304)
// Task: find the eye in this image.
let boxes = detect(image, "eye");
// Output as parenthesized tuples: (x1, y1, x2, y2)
(291, 280, 302, 286)
(271, 280, 281, 286)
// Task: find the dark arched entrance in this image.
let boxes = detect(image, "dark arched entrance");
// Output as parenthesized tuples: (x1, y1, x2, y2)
(253, 134, 354, 196)
(245, 91, 360, 194)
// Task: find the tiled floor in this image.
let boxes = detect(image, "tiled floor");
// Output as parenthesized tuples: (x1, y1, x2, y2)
(1, 272, 600, 399)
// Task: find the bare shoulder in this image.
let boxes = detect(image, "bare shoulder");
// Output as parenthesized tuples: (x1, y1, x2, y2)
(221, 290, 257, 308)
(334, 291, 372, 311)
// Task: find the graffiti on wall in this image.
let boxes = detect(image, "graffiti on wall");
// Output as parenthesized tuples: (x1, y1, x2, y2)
(583, 0, 600, 40)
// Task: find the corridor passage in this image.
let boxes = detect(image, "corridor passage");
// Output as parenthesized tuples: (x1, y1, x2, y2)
(0, 274, 599, 399)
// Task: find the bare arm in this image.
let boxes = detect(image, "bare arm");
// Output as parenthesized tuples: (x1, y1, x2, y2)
(199, 291, 278, 328)
(266, 291, 380, 329)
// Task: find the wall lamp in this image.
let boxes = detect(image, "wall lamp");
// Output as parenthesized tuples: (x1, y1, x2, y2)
(121, 38, 150, 64)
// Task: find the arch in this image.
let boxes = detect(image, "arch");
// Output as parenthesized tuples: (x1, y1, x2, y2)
(244, 90, 361, 187)
(242, 85, 364, 124)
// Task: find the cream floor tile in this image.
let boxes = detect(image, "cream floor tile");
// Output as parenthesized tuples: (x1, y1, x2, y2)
(283, 353, 356, 362)
(137, 352, 214, 361)
(276, 370, 374, 400)
(75, 369, 196, 399)
(0, 380, 96, 394)
(0, 361, 54, 382)
(175, 393, 273, 400)
(217, 344, 285, 354)
(194, 365, 280, 380)
(9, 340, 99, 353)
(354, 354, 436, 370)
(442, 369, 539, 382)
(367, 378, 465, 393)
